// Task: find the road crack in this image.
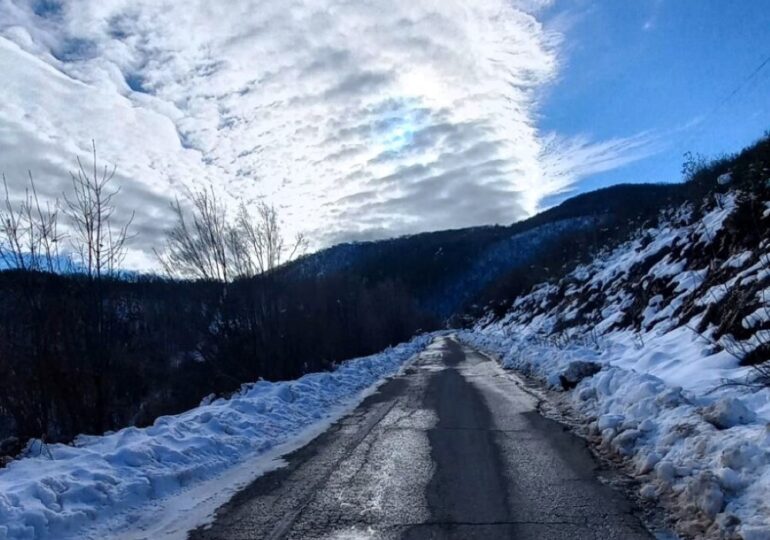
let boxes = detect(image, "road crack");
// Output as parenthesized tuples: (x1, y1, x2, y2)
(266, 397, 401, 540)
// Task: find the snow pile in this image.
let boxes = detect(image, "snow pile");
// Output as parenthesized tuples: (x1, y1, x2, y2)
(461, 189, 770, 539)
(0, 335, 431, 540)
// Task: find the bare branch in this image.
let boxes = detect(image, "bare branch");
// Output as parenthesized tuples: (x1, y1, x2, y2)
(156, 194, 307, 281)
(0, 172, 64, 273)
(62, 141, 132, 278)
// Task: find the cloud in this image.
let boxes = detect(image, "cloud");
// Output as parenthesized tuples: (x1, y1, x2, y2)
(534, 130, 661, 210)
(0, 0, 655, 269)
(643, 0, 665, 31)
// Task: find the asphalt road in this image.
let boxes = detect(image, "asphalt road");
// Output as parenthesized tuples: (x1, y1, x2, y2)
(190, 337, 652, 540)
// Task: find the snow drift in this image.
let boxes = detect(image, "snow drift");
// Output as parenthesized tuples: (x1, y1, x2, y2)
(0, 335, 431, 540)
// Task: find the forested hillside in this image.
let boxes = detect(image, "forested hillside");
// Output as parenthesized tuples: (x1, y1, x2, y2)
(285, 181, 689, 318)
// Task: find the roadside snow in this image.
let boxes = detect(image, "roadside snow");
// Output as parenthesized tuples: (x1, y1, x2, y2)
(0, 335, 433, 540)
(460, 191, 770, 539)
(460, 329, 770, 538)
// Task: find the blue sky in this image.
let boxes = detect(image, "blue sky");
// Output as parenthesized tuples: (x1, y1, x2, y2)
(540, 0, 770, 205)
(0, 1, 768, 268)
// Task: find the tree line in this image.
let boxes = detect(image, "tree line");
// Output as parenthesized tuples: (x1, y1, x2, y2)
(0, 144, 435, 456)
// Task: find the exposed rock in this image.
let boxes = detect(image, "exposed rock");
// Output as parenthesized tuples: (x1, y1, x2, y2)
(683, 472, 724, 519)
(0, 436, 20, 456)
(717, 172, 733, 185)
(558, 360, 602, 389)
(639, 484, 657, 499)
(701, 397, 757, 429)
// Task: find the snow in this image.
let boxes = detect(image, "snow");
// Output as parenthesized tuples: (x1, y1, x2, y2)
(702, 398, 757, 429)
(744, 307, 770, 330)
(0, 334, 433, 540)
(460, 190, 770, 538)
(463, 329, 770, 537)
(724, 251, 754, 269)
(696, 192, 737, 244)
(717, 172, 733, 186)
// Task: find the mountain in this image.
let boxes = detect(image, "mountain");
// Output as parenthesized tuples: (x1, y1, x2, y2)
(284, 134, 769, 321)
(283, 182, 688, 318)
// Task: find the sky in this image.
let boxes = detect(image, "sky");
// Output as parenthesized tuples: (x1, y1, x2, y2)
(0, 0, 768, 269)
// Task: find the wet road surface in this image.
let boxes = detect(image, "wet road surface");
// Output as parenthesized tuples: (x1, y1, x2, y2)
(190, 337, 652, 539)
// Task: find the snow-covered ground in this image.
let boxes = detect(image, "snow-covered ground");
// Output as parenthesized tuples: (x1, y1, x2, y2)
(461, 190, 770, 539)
(0, 334, 433, 540)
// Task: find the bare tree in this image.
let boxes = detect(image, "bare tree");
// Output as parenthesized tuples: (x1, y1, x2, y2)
(0, 175, 29, 271)
(225, 219, 252, 279)
(0, 173, 63, 273)
(155, 187, 231, 281)
(235, 201, 307, 276)
(63, 141, 134, 279)
(57, 142, 136, 433)
(0, 171, 65, 444)
(156, 192, 307, 281)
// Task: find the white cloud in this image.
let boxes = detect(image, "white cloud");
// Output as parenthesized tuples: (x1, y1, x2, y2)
(535, 130, 661, 209)
(0, 0, 654, 269)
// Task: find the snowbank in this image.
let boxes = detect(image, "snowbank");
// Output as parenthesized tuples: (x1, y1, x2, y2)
(460, 191, 770, 539)
(460, 330, 770, 538)
(0, 335, 432, 540)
